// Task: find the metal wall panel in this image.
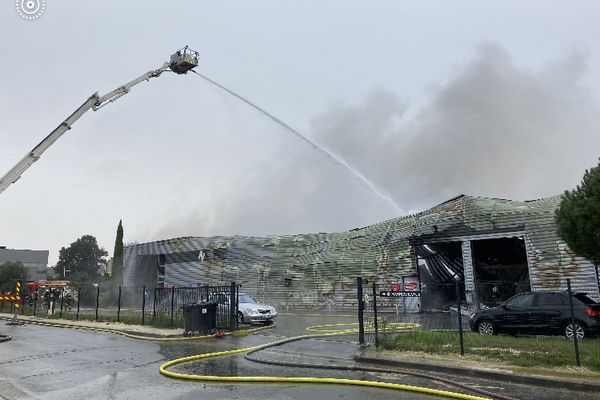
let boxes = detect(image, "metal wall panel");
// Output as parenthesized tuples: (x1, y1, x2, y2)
(123, 195, 600, 306)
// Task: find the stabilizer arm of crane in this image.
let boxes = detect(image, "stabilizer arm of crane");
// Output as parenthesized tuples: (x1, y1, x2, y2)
(0, 47, 199, 195)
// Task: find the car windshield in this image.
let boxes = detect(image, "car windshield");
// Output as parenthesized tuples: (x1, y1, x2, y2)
(505, 293, 534, 307)
(574, 293, 597, 305)
(239, 295, 257, 304)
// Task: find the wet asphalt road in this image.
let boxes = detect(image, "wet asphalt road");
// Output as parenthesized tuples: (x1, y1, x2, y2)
(0, 314, 597, 400)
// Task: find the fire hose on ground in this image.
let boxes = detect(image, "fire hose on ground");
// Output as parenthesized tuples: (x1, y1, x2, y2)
(159, 322, 510, 400)
(2, 316, 515, 400)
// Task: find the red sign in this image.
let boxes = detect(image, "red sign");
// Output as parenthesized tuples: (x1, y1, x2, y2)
(389, 283, 401, 292)
(404, 281, 418, 291)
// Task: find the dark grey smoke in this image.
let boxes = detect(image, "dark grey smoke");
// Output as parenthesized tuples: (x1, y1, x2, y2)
(313, 43, 600, 211)
(152, 43, 600, 239)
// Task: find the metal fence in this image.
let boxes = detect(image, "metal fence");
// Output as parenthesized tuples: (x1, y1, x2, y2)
(359, 277, 600, 372)
(10, 282, 240, 330)
(153, 284, 239, 330)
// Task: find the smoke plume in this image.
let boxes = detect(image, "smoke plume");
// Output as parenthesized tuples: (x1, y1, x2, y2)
(152, 43, 600, 239)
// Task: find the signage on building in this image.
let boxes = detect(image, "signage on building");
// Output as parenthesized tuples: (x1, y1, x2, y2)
(404, 281, 418, 291)
(380, 290, 421, 297)
(389, 283, 401, 292)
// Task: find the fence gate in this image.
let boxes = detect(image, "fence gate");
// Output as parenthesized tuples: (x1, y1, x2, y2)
(357, 277, 379, 347)
(357, 276, 424, 348)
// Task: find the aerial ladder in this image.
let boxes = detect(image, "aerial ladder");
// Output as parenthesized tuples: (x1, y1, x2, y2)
(0, 46, 200, 195)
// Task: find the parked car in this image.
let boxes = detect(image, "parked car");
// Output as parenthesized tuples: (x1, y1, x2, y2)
(469, 291, 600, 339)
(237, 293, 277, 325)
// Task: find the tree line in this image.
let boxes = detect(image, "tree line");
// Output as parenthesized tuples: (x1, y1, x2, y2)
(0, 220, 124, 300)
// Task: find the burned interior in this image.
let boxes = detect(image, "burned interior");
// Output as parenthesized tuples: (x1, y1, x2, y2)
(416, 242, 463, 311)
(416, 237, 531, 311)
(471, 237, 530, 306)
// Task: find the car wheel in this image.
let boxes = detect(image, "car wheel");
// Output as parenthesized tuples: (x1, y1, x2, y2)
(236, 312, 244, 324)
(477, 320, 495, 335)
(565, 322, 585, 340)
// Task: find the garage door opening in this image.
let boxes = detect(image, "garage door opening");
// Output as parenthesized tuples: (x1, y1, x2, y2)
(471, 237, 530, 307)
(416, 242, 463, 311)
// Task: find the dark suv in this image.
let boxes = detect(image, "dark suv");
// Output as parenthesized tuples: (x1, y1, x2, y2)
(469, 291, 600, 339)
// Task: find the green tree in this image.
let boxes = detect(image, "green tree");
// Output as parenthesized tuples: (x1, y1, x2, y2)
(112, 220, 124, 285)
(0, 262, 27, 292)
(54, 235, 108, 279)
(555, 158, 600, 266)
(68, 271, 97, 306)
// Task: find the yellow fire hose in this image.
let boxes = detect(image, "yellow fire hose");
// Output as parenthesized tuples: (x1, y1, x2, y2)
(159, 323, 494, 400)
(3, 316, 495, 399)
(306, 321, 420, 334)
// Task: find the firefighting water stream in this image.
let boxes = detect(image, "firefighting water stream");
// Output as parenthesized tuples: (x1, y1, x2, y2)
(191, 70, 403, 214)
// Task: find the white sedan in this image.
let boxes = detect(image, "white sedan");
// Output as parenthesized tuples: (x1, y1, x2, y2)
(237, 294, 277, 325)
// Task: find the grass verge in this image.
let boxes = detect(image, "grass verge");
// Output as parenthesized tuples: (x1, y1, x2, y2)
(379, 331, 600, 371)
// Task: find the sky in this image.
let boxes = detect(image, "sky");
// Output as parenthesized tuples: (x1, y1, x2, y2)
(1, 1, 600, 266)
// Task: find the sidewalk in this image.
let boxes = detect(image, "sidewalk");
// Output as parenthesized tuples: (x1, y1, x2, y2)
(357, 349, 600, 393)
(0, 312, 183, 338)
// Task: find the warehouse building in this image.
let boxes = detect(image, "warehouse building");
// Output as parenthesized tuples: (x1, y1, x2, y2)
(0, 247, 49, 281)
(123, 195, 599, 310)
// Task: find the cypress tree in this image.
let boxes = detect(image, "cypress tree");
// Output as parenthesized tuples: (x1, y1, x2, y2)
(112, 219, 124, 285)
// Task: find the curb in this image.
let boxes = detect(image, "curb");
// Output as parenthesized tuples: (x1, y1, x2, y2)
(0, 315, 273, 341)
(356, 356, 600, 393)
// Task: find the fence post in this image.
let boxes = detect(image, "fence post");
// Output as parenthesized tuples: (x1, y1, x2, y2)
(372, 282, 379, 348)
(59, 289, 64, 318)
(153, 288, 157, 322)
(566, 279, 581, 367)
(455, 280, 465, 356)
(170, 286, 175, 327)
(230, 281, 237, 329)
(141, 285, 146, 326)
(33, 294, 37, 316)
(95, 286, 100, 321)
(76, 288, 81, 321)
(117, 286, 122, 322)
(357, 277, 365, 345)
(21, 295, 25, 315)
(595, 263, 599, 299)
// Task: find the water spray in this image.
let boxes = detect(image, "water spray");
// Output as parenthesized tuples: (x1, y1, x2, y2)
(191, 70, 403, 215)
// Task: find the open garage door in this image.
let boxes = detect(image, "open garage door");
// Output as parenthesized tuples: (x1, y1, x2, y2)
(471, 237, 530, 307)
(416, 242, 463, 311)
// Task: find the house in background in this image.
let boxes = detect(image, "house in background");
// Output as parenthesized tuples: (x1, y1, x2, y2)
(0, 246, 49, 281)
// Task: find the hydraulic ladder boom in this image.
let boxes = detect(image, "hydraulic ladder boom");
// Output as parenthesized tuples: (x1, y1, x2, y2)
(0, 46, 199, 195)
